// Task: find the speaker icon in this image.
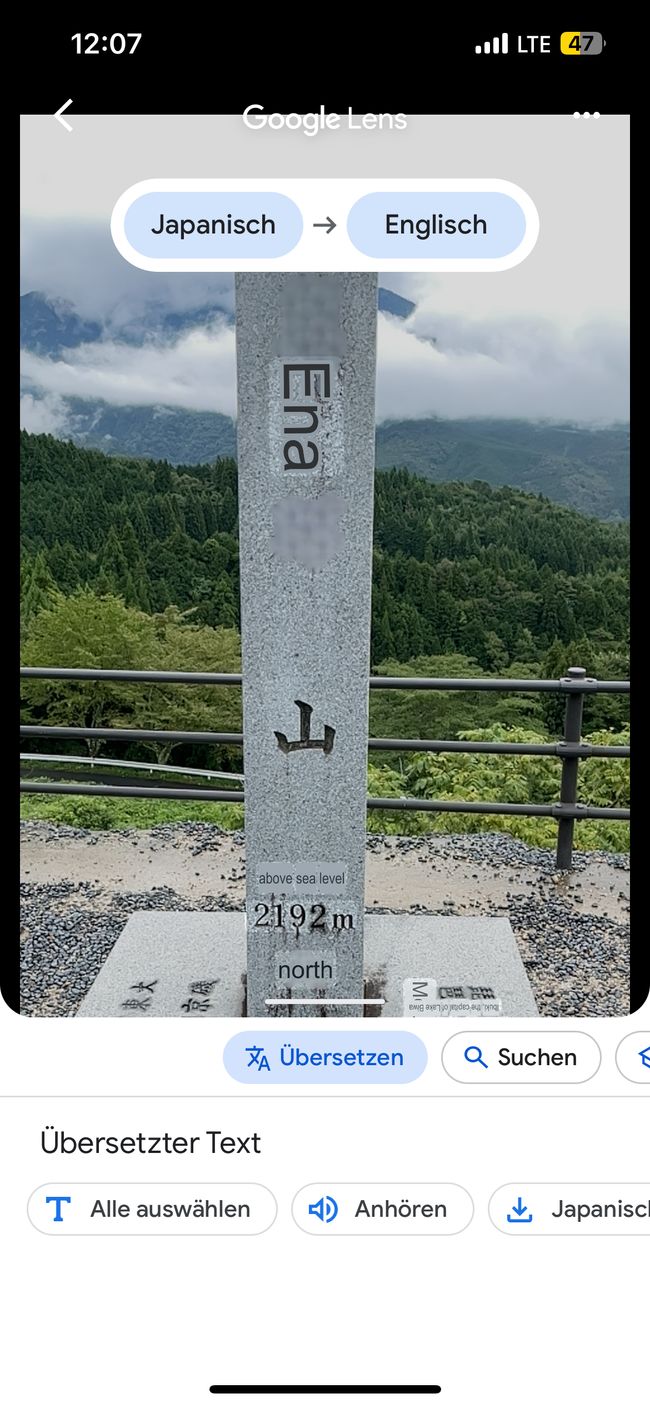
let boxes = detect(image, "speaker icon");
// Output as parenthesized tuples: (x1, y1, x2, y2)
(308, 1194, 339, 1223)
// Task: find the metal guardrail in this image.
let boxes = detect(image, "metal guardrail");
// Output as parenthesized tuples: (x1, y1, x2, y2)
(19, 753, 245, 783)
(20, 664, 630, 869)
(20, 665, 630, 693)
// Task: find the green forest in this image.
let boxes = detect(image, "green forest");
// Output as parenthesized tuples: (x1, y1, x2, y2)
(20, 432, 629, 849)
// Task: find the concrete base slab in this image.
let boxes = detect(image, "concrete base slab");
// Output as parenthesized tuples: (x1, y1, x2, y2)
(76, 912, 538, 1018)
(366, 914, 538, 1017)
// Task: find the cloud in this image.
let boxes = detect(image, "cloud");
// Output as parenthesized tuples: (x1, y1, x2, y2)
(19, 392, 71, 436)
(375, 312, 629, 423)
(21, 321, 237, 416)
(21, 218, 235, 326)
(20, 277, 629, 426)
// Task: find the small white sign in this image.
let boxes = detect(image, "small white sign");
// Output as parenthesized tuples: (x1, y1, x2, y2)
(403, 978, 503, 1018)
(403, 978, 439, 1017)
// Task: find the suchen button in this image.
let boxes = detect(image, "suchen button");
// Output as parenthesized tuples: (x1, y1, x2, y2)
(442, 1031, 601, 1084)
(293, 1183, 473, 1235)
(615, 1031, 650, 1083)
(490, 1184, 650, 1235)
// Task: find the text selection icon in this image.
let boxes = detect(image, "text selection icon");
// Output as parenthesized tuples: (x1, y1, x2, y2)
(45, 1195, 72, 1223)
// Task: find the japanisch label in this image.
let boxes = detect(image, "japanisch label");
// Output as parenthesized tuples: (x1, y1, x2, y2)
(116, 977, 220, 1018)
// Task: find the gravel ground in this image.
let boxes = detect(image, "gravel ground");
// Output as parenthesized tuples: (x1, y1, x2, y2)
(20, 821, 629, 1019)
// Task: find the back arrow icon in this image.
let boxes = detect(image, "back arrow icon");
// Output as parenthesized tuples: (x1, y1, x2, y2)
(313, 217, 336, 234)
(54, 100, 73, 132)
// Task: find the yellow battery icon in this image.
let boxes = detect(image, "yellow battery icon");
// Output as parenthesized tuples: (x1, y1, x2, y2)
(561, 31, 603, 54)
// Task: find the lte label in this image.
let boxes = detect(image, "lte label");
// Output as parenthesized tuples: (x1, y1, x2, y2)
(517, 35, 551, 53)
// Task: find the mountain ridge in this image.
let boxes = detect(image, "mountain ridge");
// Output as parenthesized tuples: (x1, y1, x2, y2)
(20, 291, 628, 520)
(20, 431, 629, 680)
(24, 399, 627, 521)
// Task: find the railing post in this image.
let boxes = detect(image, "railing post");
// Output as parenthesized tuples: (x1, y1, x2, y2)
(556, 666, 587, 870)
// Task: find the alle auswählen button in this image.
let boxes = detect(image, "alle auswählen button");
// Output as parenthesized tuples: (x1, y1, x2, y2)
(124, 193, 303, 259)
(223, 1031, 427, 1083)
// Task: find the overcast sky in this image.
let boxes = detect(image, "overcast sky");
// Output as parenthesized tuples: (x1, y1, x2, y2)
(20, 113, 630, 427)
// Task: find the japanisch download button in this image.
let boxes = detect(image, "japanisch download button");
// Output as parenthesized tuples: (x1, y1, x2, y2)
(490, 1184, 650, 1235)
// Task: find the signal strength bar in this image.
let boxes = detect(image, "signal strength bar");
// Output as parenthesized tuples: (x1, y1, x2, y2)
(475, 33, 508, 54)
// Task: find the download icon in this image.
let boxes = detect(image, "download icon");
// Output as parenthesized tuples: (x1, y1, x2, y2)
(506, 1196, 533, 1224)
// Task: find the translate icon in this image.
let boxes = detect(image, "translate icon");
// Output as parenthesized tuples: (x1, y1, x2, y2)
(308, 1195, 339, 1223)
(639, 1047, 650, 1070)
(506, 1196, 533, 1224)
(245, 1045, 271, 1072)
(464, 1045, 489, 1069)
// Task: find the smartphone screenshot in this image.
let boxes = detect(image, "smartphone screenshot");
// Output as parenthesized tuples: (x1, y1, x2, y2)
(6, 23, 644, 1407)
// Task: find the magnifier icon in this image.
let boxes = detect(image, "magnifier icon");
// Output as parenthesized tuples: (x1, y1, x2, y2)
(464, 1045, 488, 1070)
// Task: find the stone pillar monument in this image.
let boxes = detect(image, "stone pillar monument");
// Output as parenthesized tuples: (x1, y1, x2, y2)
(76, 272, 538, 1024)
(235, 273, 378, 1017)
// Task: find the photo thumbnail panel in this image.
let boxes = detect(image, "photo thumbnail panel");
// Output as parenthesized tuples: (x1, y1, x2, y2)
(18, 113, 632, 1023)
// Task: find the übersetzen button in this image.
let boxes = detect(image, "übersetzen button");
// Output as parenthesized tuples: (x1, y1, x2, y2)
(224, 1031, 427, 1083)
